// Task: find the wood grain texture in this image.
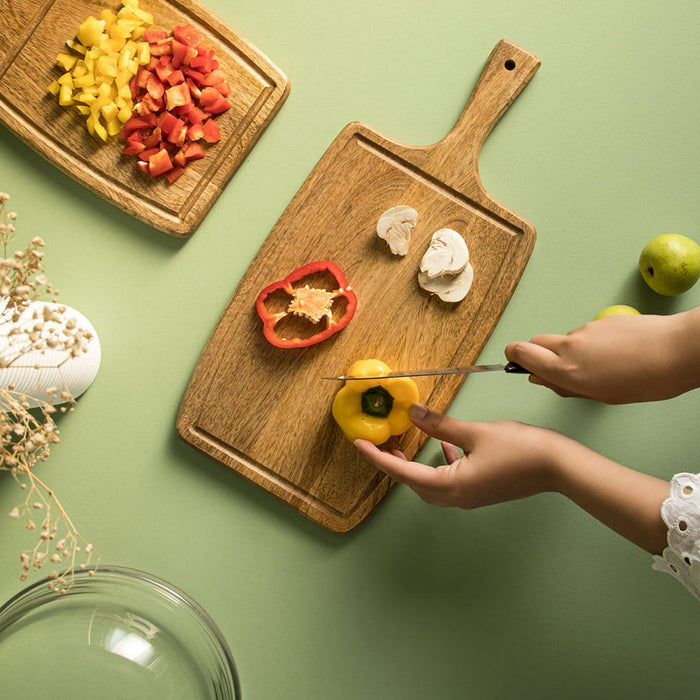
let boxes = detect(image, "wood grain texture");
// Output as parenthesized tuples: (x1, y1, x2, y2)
(177, 40, 541, 532)
(0, 0, 289, 236)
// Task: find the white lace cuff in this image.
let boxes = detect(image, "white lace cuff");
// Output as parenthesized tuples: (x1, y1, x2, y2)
(651, 472, 700, 600)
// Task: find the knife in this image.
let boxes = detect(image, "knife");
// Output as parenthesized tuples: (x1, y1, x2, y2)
(323, 361, 530, 381)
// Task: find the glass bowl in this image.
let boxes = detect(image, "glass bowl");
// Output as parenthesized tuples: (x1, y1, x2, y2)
(0, 566, 241, 699)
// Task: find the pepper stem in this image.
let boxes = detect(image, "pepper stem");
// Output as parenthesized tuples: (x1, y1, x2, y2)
(361, 386, 394, 418)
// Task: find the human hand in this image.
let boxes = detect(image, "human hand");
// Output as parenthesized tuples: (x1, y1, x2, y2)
(355, 404, 566, 509)
(505, 309, 700, 404)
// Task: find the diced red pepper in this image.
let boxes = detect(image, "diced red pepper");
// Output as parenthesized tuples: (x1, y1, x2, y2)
(155, 62, 175, 82)
(255, 261, 358, 349)
(182, 67, 206, 85)
(122, 137, 145, 156)
(157, 111, 179, 136)
(173, 149, 187, 168)
(188, 106, 207, 123)
(165, 82, 191, 110)
(201, 69, 226, 87)
(149, 39, 173, 56)
(167, 121, 188, 147)
(134, 67, 151, 89)
(119, 114, 155, 138)
(144, 29, 169, 42)
(171, 40, 197, 68)
(140, 146, 161, 161)
(146, 74, 165, 100)
(185, 77, 202, 100)
(120, 22, 231, 184)
(199, 87, 230, 114)
(190, 50, 214, 73)
(166, 69, 185, 86)
(166, 166, 185, 183)
(173, 24, 202, 47)
(183, 142, 205, 160)
(201, 118, 221, 143)
(148, 148, 174, 177)
(186, 122, 205, 141)
(139, 93, 164, 115)
(142, 127, 162, 148)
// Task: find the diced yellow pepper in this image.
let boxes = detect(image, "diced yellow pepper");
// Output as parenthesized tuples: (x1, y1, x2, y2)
(104, 37, 126, 53)
(58, 84, 73, 106)
(50, 0, 154, 140)
(110, 23, 128, 42)
(136, 42, 150, 65)
(76, 17, 105, 47)
(66, 39, 87, 55)
(117, 83, 132, 100)
(56, 53, 77, 71)
(93, 121, 108, 141)
(100, 9, 117, 29)
(101, 102, 118, 121)
(73, 73, 94, 87)
(78, 85, 99, 96)
(96, 55, 118, 78)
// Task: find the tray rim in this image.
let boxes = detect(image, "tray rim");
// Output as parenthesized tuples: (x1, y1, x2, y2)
(0, 0, 290, 237)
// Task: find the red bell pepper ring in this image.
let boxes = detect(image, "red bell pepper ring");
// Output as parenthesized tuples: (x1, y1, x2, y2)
(255, 261, 357, 349)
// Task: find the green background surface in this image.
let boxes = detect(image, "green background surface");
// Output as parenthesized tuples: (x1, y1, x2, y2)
(1, 0, 700, 697)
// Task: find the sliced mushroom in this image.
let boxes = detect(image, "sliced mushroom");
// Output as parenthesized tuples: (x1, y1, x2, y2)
(419, 228, 469, 278)
(376, 205, 418, 256)
(418, 263, 474, 303)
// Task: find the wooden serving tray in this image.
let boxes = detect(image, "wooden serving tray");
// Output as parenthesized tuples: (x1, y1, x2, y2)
(0, 0, 289, 237)
(177, 40, 541, 532)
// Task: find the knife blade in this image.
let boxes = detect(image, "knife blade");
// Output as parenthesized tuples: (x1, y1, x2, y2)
(323, 361, 530, 381)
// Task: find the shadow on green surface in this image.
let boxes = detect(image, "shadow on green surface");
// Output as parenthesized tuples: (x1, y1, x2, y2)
(167, 425, 361, 548)
(614, 266, 686, 316)
(0, 127, 187, 255)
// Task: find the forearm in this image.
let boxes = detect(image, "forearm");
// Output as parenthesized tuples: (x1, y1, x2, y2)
(551, 437, 669, 554)
(673, 306, 700, 394)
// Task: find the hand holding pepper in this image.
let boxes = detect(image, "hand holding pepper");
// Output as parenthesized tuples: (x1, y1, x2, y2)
(355, 405, 564, 508)
(356, 404, 668, 554)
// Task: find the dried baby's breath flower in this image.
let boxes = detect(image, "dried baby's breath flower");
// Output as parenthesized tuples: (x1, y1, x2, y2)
(0, 193, 99, 593)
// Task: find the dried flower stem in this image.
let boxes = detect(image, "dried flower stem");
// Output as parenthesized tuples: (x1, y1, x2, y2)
(0, 192, 99, 593)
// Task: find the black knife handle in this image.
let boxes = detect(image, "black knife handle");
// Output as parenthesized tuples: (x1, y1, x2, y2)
(504, 362, 531, 374)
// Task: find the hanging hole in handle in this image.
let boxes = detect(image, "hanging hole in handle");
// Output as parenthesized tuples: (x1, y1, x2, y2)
(504, 59, 516, 70)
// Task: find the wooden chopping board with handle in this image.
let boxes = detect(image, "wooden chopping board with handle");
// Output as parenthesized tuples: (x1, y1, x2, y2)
(0, 0, 289, 237)
(177, 39, 541, 532)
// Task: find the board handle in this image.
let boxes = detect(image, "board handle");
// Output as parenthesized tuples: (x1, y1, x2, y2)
(431, 40, 541, 195)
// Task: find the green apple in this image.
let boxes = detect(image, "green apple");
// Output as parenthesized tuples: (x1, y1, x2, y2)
(639, 234, 700, 295)
(594, 304, 640, 320)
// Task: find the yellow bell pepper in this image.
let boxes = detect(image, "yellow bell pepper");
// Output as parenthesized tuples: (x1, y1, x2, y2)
(332, 359, 420, 445)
